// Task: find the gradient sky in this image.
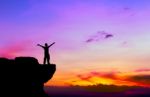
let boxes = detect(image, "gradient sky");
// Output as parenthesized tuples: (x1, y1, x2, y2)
(0, 0, 150, 87)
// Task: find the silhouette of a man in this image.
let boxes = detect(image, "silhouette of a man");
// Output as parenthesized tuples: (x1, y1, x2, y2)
(37, 42, 55, 64)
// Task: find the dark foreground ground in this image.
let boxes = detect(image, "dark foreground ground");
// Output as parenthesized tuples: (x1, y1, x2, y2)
(45, 86, 150, 97)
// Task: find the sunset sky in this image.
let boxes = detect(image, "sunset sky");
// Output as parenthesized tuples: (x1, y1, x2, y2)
(0, 0, 150, 87)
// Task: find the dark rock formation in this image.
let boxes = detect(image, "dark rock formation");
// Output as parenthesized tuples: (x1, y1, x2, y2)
(0, 57, 56, 97)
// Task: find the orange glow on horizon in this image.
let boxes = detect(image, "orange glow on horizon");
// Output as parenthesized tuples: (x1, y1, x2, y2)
(45, 71, 150, 88)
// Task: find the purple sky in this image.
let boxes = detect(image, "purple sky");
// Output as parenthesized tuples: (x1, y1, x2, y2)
(0, 0, 150, 86)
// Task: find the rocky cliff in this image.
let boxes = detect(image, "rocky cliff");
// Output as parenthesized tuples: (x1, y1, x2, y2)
(0, 57, 56, 97)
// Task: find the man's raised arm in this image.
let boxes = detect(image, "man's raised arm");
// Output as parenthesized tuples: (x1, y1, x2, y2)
(37, 44, 44, 48)
(48, 42, 55, 47)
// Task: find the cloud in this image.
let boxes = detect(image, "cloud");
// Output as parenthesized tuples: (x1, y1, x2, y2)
(105, 34, 113, 39)
(85, 31, 114, 43)
(135, 69, 150, 72)
(77, 71, 119, 81)
(119, 41, 135, 48)
(76, 71, 150, 87)
(90, 71, 118, 79)
(85, 38, 94, 43)
(128, 75, 150, 84)
(120, 41, 129, 47)
(123, 7, 130, 11)
(77, 74, 92, 81)
(0, 40, 32, 58)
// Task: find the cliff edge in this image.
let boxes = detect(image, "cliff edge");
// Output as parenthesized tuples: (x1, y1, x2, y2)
(0, 57, 56, 97)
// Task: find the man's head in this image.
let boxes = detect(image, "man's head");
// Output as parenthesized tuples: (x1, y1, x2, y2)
(45, 43, 48, 47)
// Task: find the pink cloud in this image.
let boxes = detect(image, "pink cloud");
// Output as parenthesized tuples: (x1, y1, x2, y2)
(90, 71, 119, 80)
(77, 74, 92, 81)
(0, 40, 32, 58)
(77, 71, 119, 81)
(135, 69, 150, 72)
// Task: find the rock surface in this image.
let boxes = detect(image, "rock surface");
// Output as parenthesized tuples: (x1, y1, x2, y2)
(0, 57, 56, 97)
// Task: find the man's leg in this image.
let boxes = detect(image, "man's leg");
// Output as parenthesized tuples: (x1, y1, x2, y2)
(44, 57, 46, 64)
(47, 55, 50, 64)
